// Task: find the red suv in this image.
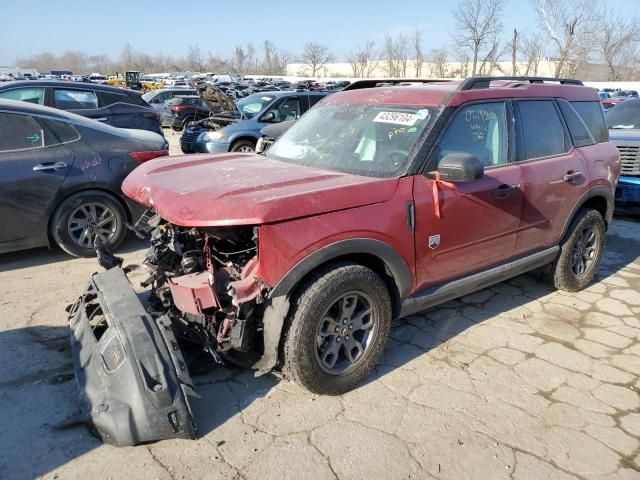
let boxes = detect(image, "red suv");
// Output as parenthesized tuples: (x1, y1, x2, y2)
(69, 76, 620, 446)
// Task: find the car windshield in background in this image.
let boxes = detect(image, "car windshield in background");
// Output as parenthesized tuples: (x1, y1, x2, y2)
(606, 101, 640, 129)
(267, 103, 437, 178)
(235, 94, 274, 118)
(141, 91, 154, 102)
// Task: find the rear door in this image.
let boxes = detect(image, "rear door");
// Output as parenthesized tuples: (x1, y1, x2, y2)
(0, 112, 75, 243)
(53, 87, 110, 123)
(514, 100, 587, 254)
(413, 100, 524, 289)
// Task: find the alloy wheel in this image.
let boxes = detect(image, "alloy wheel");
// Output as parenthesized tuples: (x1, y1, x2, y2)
(571, 225, 598, 277)
(67, 202, 118, 249)
(314, 291, 376, 375)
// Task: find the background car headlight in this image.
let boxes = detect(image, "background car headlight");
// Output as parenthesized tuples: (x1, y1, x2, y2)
(203, 131, 225, 142)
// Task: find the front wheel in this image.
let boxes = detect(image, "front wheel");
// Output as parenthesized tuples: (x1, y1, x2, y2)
(546, 208, 606, 292)
(50, 191, 128, 257)
(230, 139, 256, 153)
(282, 262, 392, 395)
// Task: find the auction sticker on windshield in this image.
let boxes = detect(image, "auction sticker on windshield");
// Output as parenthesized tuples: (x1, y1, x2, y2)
(373, 111, 418, 126)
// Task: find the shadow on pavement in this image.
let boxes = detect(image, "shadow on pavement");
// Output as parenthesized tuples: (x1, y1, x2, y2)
(0, 234, 146, 273)
(1, 221, 637, 479)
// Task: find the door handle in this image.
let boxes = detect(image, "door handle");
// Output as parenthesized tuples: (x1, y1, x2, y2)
(95, 117, 108, 122)
(33, 161, 68, 171)
(563, 171, 583, 183)
(492, 184, 518, 198)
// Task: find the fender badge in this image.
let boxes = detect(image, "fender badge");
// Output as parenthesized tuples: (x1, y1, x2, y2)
(428, 234, 441, 250)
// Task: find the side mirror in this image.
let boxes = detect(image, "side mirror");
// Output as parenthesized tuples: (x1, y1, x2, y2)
(261, 111, 275, 123)
(437, 153, 484, 182)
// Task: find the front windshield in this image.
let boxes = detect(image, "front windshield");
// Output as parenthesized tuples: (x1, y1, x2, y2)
(141, 91, 154, 102)
(267, 103, 437, 177)
(606, 101, 640, 129)
(235, 94, 275, 118)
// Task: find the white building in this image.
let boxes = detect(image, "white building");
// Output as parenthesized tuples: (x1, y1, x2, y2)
(0, 66, 39, 79)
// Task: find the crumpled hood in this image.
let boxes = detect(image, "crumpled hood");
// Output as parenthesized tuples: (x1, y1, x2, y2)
(122, 154, 399, 226)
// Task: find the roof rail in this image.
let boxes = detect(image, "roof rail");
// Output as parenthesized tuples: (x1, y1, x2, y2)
(458, 76, 584, 91)
(343, 78, 450, 91)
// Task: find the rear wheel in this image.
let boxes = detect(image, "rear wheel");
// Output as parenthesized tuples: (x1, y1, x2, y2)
(50, 191, 128, 257)
(282, 262, 391, 395)
(230, 139, 256, 153)
(546, 208, 606, 292)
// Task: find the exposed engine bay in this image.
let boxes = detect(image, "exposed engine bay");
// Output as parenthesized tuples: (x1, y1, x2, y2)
(188, 85, 241, 131)
(67, 210, 270, 446)
(136, 210, 265, 356)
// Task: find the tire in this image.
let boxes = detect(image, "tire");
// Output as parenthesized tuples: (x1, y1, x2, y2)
(230, 139, 256, 153)
(282, 262, 392, 395)
(546, 208, 606, 292)
(50, 190, 128, 258)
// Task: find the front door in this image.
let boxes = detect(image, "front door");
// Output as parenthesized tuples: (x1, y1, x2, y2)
(413, 100, 524, 290)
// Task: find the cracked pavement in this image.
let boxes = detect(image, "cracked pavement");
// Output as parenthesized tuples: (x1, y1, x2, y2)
(0, 216, 639, 480)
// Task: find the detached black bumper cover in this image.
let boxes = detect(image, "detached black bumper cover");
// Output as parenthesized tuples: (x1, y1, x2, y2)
(68, 267, 197, 446)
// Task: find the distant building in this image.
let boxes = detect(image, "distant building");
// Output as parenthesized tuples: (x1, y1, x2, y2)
(286, 59, 636, 82)
(0, 66, 39, 79)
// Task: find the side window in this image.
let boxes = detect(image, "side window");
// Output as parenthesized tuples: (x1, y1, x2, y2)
(0, 87, 45, 105)
(53, 89, 99, 110)
(516, 101, 569, 160)
(307, 94, 325, 109)
(0, 113, 50, 151)
(36, 118, 81, 144)
(268, 97, 301, 122)
(557, 100, 595, 148)
(571, 101, 608, 143)
(438, 101, 508, 167)
(98, 91, 126, 106)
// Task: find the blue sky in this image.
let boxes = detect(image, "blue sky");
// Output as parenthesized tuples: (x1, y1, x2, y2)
(1, 0, 638, 64)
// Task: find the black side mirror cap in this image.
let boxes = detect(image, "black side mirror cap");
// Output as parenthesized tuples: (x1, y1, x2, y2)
(436, 153, 484, 182)
(261, 111, 275, 123)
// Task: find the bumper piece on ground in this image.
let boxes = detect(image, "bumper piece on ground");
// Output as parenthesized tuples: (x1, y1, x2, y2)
(68, 267, 197, 446)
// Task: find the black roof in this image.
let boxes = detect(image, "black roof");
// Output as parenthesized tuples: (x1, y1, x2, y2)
(0, 80, 141, 95)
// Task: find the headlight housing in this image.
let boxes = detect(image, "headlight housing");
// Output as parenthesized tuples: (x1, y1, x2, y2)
(203, 131, 225, 142)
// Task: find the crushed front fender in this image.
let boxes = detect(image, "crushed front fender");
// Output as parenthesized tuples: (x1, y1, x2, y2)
(68, 267, 197, 446)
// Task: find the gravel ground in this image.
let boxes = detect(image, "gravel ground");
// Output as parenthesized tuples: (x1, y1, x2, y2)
(0, 133, 639, 479)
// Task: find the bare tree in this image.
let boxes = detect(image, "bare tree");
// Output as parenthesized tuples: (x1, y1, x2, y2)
(381, 34, 411, 77)
(347, 41, 377, 77)
(262, 40, 291, 75)
(120, 43, 135, 72)
(185, 44, 204, 71)
(600, 13, 640, 81)
(414, 29, 424, 77)
(520, 32, 545, 75)
(427, 48, 450, 77)
(532, 0, 600, 77)
(511, 28, 518, 75)
(452, 0, 505, 76)
(300, 41, 334, 76)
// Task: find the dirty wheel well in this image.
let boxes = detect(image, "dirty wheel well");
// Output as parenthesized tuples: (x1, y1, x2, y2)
(230, 137, 257, 149)
(581, 196, 608, 225)
(288, 253, 402, 319)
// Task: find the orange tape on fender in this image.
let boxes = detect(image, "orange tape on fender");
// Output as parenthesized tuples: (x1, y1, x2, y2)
(431, 172, 458, 220)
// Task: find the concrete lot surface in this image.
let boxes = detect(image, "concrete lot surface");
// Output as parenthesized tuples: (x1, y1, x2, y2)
(1, 192, 639, 478)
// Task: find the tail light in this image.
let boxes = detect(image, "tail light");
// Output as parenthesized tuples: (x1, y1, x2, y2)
(128, 150, 169, 162)
(143, 111, 160, 120)
(170, 105, 189, 113)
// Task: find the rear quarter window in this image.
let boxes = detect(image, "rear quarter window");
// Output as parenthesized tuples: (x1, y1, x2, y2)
(98, 91, 126, 106)
(557, 100, 595, 148)
(571, 101, 608, 143)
